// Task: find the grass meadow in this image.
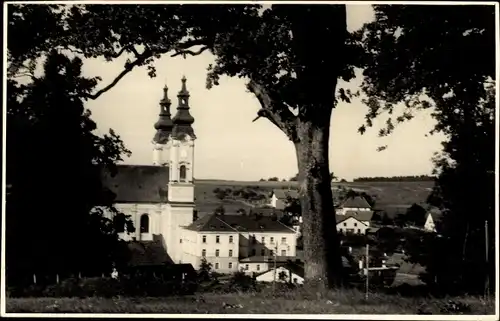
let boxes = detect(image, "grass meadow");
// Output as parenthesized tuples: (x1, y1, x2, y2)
(6, 287, 494, 314)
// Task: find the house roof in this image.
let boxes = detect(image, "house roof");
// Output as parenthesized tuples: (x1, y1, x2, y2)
(425, 207, 443, 221)
(127, 239, 173, 266)
(185, 214, 296, 233)
(272, 189, 299, 200)
(250, 207, 285, 217)
(341, 196, 372, 209)
(101, 165, 169, 203)
(336, 211, 374, 224)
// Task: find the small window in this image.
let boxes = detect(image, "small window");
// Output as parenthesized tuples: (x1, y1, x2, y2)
(229, 249, 233, 257)
(179, 165, 187, 182)
(179, 239, 182, 243)
(215, 249, 220, 257)
(202, 235, 207, 243)
(229, 235, 233, 243)
(251, 236, 256, 244)
(202, 249, 206, 257)
(281, 237, 286, 244)
(245, 264, 249, 270)
(358, 229, 361, 234)
(256, 264, 260, 271)
(261, 249, 265, 256)
(281, 250, 286, 256)
(261, 236, 265, 244)
(270, 237, 274, 244)
(354, 223, 357, 227)
(216, 235, 220, 243)
(229, 262, 233, 269)
(339, 228, 343, 233)
(293, 278, 298, 283)
(215, 263, 219, 269)
(343, 222, 347, 227)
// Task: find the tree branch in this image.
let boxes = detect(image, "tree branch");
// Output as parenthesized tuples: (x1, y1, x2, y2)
(247, 80, 298, 141)
(171, 39, 210, 58)
(86, 48, 153, 100)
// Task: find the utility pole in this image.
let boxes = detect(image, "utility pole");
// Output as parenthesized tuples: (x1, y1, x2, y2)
(365, 243, 370, 300)
(272, 243, 277, 292)
(484, 220, 489, 300)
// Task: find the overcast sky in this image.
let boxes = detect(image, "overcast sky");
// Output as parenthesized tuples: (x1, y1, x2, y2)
(83, 4, 446, 181)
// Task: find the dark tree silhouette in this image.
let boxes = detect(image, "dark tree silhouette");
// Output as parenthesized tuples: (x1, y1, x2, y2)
(6, 51, 132, 285)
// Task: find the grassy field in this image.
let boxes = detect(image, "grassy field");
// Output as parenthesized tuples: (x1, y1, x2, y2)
(194, 179, 435, 215)
(6, 289, 494, 314)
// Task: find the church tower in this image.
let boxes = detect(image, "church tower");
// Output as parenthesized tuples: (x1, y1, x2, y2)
(152, 84, 174, 166)
(165, 76, 196, 264)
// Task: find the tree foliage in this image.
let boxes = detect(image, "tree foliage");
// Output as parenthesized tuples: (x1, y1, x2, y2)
(359, 5, 495, 294)
(6, 50, 132, 284)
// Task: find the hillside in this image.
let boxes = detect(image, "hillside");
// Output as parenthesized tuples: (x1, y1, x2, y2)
(194, 179, 434, 216)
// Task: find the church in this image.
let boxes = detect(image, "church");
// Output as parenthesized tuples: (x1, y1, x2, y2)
(100, 76, 197, 266)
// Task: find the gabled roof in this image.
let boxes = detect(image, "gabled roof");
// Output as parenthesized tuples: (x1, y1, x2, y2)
(341, 196, 372, 209)
(185, 214, 295, 233)
(336, 211, 373, 225)
(101, 165, 169, 203)
(272, 189, 299, 200)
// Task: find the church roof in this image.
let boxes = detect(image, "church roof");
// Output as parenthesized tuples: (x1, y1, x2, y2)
(101, 164, 169, 203)
(127, 238, 173, 266)
(185, 214, 295, 233)
(171, 76, 196, 140)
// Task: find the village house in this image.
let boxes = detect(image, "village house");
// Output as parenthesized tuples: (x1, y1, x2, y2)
(182, 213, 297, 274)
(423, 208, 443, 233)
(255, 261, 305, 284)
(335, 195, 372, 215)
(269, 189, 299, 210)
(336, 210, 374, 235)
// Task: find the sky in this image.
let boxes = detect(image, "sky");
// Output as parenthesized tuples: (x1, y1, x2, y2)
(83, 4, 447, 182)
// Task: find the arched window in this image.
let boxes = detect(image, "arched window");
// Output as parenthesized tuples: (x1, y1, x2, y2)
(179, 165, 187, 182)
(140, 214, 149, 233)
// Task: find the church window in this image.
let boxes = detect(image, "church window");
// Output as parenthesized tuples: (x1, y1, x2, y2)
(215, 249, 220, 257)
(140, 214, 149, 233)
(202, 249, 206, 257)
(179, 165, 187, 182)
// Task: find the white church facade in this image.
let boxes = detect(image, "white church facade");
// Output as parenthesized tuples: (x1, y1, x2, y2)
(100, 77, 197, 265)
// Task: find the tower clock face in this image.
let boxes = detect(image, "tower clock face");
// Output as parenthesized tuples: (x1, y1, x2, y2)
(180, 149, 187, 159)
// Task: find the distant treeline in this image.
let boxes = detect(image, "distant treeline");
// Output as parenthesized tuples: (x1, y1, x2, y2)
(353, 175, 435, 182)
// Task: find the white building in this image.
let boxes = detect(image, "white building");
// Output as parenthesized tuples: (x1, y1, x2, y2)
(336, 196, 372, 215)
(182, 214, 297, 274)
(423, 208, 442, 233)
(99, 77, 197, 266)
(255, 263, 305, 285)
(269, 189, 299, 210)
(336, 211, 373, 235)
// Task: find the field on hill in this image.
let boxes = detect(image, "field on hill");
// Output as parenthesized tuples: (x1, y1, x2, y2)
(194, 179, 435, 216)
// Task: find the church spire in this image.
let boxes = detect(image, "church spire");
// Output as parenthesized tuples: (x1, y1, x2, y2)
(153, 83, 174, 144)
(172, 76, 196, 140)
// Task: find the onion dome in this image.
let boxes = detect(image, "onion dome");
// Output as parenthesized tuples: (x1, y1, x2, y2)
(153, 84, 174, 144)
(172, 76, 196, 140)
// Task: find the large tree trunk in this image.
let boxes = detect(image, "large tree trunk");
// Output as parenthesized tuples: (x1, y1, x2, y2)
(295, 114, 344, 289)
